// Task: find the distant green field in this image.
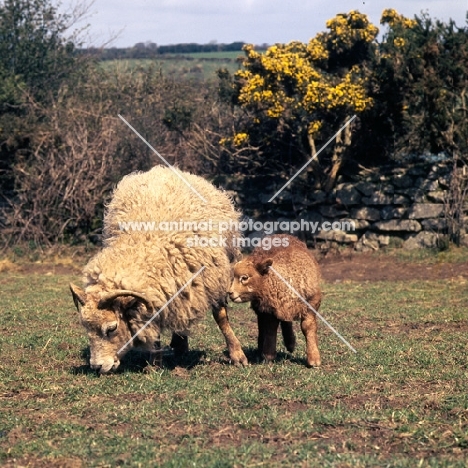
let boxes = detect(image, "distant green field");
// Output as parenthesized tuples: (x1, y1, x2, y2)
(101, 50, 245, 80)
(181, 51, 245, 60)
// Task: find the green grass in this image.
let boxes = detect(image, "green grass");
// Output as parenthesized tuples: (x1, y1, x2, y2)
(1, 271, 467, 467)
(389, 244, 468, 264)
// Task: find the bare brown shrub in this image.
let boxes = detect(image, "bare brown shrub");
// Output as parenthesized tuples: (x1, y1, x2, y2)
(0, 64, 241, 247)
(444, 156, 468, 246)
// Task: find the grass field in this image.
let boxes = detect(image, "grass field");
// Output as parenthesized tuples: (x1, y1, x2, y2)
(0, 263, 467, 467)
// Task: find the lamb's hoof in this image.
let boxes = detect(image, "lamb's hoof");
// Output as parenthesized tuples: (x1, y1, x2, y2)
(306, 360, 321, 368)
(262, 353, 276, 364)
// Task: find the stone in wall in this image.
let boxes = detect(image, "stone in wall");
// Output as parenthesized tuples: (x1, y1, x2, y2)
(427, 191, 446, 203)
(427, 164, 450, 180)
(403, 232, 440, 250)
(315, 229, 358, 243)
(319, 205, 348, 217)
(355, 232, 391, 251)
(438, 174, 451, 189)
(393, 194, 410, 205)
(395, 188, 426, 203)
(407, 204, 444, 219)
(414, 178, 439, 191)
(373, 219, 422, 232)
(302, 211, 325, 224)
(421, 218, 447, 231)
(341, 218, 370, 230)
(408, 166, 427, 177)
(351, 207, 380, 221)
(392, 174, 413, 188)
(362, 193, 394, 205)
(354, 181, 375, 197)
(335, 184, 361, 205)
(381, 206, 407, 220)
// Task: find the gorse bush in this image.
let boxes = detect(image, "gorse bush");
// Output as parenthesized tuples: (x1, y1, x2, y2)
(219, 11, 378, 192)
(218, 9, 468, 191)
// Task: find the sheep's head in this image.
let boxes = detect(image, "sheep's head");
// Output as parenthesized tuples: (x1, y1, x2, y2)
(229, 258, 272, 303)
(69, 284, 154, 374)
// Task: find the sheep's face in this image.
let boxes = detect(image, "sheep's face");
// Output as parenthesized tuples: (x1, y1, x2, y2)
(229, 258, 272, 303)
(70, 284, 135, 374)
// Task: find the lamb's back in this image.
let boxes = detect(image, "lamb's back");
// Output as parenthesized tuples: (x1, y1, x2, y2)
(252, 235, 321, 320)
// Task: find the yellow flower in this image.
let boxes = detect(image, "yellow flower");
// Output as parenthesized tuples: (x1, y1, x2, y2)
(233, 133, 249, 146)
(308, 121, 322, 135)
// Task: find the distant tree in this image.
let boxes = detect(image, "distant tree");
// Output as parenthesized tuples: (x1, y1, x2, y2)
(0, 0, 89, 191)
(0, 0, 86, 102)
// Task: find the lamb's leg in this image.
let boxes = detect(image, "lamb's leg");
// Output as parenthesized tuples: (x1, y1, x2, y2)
(300, 314, 321, 367)
(256, 312, 267, 359)
(170, 332, 189, 356)
(280, 321, 296, 353)
(212, 305, 248, 366)
(259, 313, 279, 363)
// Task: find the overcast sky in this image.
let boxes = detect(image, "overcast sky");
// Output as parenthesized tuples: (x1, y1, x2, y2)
(64, 0, 467, 48)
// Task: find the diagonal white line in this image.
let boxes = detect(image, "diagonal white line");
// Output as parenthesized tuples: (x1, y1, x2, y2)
(118, 114, 208, 203)
(269, 266, 357, 353)
(268, 115, 357, 202)
(117, 266, 206, 355)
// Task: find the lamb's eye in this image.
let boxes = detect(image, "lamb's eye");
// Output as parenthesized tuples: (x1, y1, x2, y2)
(240, 275, 249, 282)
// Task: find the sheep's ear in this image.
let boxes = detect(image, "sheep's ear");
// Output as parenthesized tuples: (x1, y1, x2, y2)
(255, 258, 273, 275)
(118, 296, 139, 311)
(70, 283, 86, 311)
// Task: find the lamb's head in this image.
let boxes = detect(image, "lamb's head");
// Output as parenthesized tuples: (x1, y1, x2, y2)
(229, 258, 272, 303)
(69, 284, 152, 374)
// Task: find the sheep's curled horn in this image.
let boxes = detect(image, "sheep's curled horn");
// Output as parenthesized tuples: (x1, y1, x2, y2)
(98, 290, 155, 312)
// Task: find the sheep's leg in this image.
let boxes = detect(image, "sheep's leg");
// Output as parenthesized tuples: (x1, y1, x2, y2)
(147, 337, 163, 368)
(170, 332, 189, 356)
(280, 321, 296, 353)
(300, 314, 321, 367)
(212, 306, 248, 366)
(259, 313, 280, 362)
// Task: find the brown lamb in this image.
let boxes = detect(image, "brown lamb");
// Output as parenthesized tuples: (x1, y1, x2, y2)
(229, 234, 321, 367)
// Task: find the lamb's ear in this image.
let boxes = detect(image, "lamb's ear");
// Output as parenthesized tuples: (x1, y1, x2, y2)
(69, 283, 86, 311)
(255, 258, 273, 275)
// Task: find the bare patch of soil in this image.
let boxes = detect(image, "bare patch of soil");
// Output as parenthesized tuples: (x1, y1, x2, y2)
(16, 263, 82, 275)
(318, 252, 468, 283)
(3, 250, 468, 283)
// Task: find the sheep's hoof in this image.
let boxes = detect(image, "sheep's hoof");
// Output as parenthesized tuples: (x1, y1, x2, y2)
(230, 350, 248, 366)
(143, 364, 160, 373)
(170, 333, 189, 356)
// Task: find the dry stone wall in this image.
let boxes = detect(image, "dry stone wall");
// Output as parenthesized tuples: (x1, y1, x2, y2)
(229, 159, 466, 250)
